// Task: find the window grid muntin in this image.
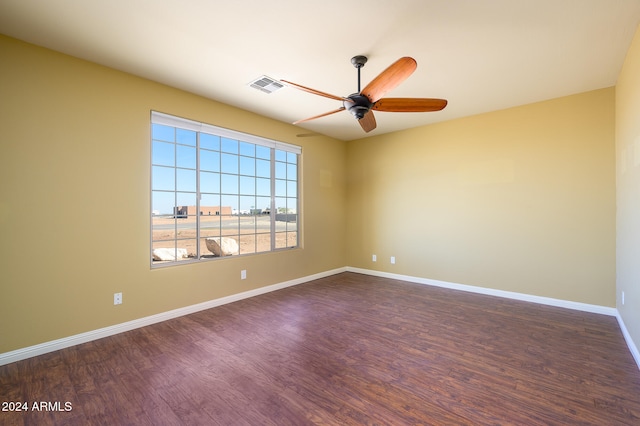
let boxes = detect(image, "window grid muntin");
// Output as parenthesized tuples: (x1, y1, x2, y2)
(151, 113, 299, 266)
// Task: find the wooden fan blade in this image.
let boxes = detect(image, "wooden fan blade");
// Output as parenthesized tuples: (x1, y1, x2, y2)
(293, 107, 345, 125)
(373, 98, 448, 112)
(361, 57, 417, 103)
(358, 110, 377, 133)
(281, 80, 347, 101)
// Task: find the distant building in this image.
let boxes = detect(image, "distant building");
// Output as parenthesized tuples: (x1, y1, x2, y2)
(173, 206, 232, 217)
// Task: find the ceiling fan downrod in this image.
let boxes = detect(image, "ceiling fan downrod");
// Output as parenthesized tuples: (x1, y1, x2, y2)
(351, 55, 368, 92)
(347, 55, 371, 119)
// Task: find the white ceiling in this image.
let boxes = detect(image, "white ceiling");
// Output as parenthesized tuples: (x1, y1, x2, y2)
(1, 0, 640, 141)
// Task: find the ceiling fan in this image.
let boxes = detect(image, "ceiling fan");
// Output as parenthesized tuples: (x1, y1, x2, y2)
(282, 56, 447, 133)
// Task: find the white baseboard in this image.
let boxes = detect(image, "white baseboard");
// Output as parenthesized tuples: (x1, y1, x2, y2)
(347, 267, 618, 316)
(616, 312, 640, 370)
(0, 267, 347, 366)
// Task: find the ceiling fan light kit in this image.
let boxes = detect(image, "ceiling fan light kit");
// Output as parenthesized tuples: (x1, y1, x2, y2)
(282, 55, 447, 133)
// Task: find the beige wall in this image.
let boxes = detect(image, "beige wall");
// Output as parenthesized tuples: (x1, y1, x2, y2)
(616, 24, 640, 354)
(347, 88, 616, 306)
(0, 35, 347, 353)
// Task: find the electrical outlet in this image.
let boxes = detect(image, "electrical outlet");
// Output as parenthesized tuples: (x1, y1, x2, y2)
(372, 254, 377, 262)
(390, 256, 396, 264)
(114, 292, 122, 305)
(241, 270, 247, 280)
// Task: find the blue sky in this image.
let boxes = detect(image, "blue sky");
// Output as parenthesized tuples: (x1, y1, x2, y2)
(151, 124, 297, 215)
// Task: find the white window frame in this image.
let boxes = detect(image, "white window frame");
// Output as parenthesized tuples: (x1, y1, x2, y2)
(150, 111, 301, 267)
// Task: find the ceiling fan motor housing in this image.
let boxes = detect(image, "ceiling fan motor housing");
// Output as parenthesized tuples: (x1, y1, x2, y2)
(344, 94, 372, 119)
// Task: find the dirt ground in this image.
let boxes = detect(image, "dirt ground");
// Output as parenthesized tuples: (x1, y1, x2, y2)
(152, 215, 297, 261)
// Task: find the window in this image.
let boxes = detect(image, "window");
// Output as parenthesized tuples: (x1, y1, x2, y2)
(151, 111, 300, 266)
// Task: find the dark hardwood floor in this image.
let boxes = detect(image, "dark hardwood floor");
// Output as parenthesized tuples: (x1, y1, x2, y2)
(1, 272, 639, 425)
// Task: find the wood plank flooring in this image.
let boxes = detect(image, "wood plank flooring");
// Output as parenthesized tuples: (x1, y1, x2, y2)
(1, 272, 639, 425)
